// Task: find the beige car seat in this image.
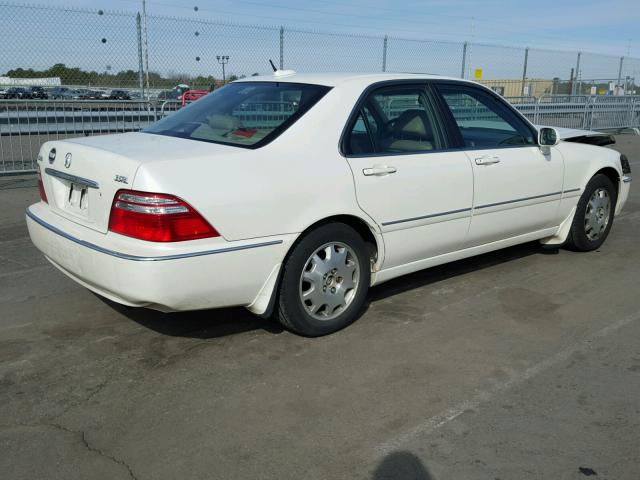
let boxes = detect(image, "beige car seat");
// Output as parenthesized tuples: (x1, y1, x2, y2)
(385, 109, 434, 152)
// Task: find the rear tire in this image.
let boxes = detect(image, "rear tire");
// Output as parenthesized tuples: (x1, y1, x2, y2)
(277, 223, 371, 337)
(565, 173, 616, 252)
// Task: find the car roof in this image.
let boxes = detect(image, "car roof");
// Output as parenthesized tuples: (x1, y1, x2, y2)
(234, 72, 468, 87)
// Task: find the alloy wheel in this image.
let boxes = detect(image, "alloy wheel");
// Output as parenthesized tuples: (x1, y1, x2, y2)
(299, 242, 360, 321)
(584, 187, 611, 241)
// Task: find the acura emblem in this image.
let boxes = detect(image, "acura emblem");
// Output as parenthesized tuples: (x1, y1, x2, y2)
(48, 148, 56, 164)
(64, 153, 72, 168)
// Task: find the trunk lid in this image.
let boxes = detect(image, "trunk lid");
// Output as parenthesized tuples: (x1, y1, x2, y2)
(38, 132, 239, 233)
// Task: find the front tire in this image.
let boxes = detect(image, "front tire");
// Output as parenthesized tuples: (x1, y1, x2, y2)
(565, 173, 617, 251)
(277, 223, 371, 337)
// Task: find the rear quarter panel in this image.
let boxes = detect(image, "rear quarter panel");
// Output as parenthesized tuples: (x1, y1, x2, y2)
(132, 83, 377, 242)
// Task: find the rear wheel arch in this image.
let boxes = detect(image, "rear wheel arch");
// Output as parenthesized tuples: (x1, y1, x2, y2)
(275, 221, 373, 336)
(296, 215, 381, 268)
(253, 214, 381, 320)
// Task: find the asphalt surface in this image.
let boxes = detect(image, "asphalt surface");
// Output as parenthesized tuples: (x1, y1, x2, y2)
(1, 136, 639, 480)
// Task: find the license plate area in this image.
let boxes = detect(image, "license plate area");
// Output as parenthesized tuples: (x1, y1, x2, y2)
(64, 182, 89, 217)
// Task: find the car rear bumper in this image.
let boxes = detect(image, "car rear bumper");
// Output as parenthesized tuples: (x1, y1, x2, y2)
(26, 202, 292, 312)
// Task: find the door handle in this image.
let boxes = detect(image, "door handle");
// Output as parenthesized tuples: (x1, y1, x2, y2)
(475, 155, 501, 165)
(363, 166, 397, 176)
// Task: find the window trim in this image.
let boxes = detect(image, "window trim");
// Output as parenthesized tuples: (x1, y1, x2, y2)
(339, 80, 458, 158)
(432, 81, 540, 150)
(348, 109, 377, 154)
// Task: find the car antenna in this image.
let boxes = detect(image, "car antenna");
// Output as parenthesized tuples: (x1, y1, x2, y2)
(269, 59, 277, 72)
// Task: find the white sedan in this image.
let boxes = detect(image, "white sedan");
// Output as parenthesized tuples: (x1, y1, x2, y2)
(27, 72, 632, 336)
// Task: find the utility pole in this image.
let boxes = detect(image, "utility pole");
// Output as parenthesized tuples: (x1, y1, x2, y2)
(217, 55, 230, 83)
(521, 47, 529, 96)
(467, 17, 475, 80)
(279, 27, 284, 70)
(617, 56, 624, 95)
(569, 67, 575, 96)
(382, 35, 388, 72)
(461, 41, 467, 79)
(142, 0, 150, 99)
(573, 52, 581, 95)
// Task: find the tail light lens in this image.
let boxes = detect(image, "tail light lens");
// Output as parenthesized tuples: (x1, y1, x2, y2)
(108, 190, 219, 242)
(36, 165, 48, 203)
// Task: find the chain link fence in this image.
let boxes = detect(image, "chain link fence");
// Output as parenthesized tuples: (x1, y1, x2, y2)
(1, 2, 639, 92)
(1, 2, 640, 174)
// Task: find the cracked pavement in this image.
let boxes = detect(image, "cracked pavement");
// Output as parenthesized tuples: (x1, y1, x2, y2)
(1, 136, 640, 479)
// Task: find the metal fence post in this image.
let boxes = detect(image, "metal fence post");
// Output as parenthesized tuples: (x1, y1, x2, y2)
(573, 52, 581, 95)
(279, 26, 284, 70)
(521, 47, 529, 96)
(382, 35, 388, 72)
(142, 0, 150, 98)
(461, 41, 468, 79)
(582, 96, 590, 129)
(136, 13, 144, 99)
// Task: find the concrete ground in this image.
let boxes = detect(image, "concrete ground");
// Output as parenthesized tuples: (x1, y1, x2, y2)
(1, 137, 639, 480)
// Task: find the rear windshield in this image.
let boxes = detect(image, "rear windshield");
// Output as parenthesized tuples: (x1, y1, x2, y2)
(144, 81, 331, 148)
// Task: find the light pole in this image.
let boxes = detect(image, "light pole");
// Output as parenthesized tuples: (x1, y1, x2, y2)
(216, 55, 229, 83)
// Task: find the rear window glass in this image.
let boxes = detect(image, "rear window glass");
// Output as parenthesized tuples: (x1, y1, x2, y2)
(144, 82, 331, 148)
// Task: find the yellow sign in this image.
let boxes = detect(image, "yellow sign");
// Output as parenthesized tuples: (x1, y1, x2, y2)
(598, 89, 606, 95)
(474, 68, 483, 79)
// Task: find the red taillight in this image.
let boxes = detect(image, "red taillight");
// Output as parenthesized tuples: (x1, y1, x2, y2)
(36, 165, 48, 203)
(108, 190, 219, 242)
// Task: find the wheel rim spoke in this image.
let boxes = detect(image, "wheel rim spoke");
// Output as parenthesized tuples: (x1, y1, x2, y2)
(584, 187, 611, 241)
(299, 241, 361, 321)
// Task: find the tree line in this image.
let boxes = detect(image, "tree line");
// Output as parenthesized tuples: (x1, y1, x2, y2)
(3, 63, 258, 89)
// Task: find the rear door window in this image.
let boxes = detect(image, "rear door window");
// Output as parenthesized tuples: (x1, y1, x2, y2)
(345, 84, 448, 155)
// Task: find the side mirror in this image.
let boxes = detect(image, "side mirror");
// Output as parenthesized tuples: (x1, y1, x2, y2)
(538, 127, 560, 147)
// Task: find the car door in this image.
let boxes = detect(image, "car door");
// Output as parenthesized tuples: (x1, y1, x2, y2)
(435, 83, 564, 247)
(343, 82, 474, 269)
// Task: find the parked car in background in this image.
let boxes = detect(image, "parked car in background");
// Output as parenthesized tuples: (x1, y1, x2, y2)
(64, 90, 83, 100)
(74, 89, 90, 99)
(109, 89, 131, 100)
(93, 90, 110, 100)
(75, 89, 104, 100)
(28, 86, 48, 99)
(156, 85, 191, 102)
(156, 89, 180, 101)
(0, 87, 7, 99)
(27, 72, 632, 336)
(5, 87, 32, 99)
(50, 87, 71, 99)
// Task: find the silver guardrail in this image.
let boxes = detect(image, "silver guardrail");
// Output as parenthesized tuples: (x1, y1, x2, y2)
(1, 96, 639, 174)
(0, 99, 179, 174)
